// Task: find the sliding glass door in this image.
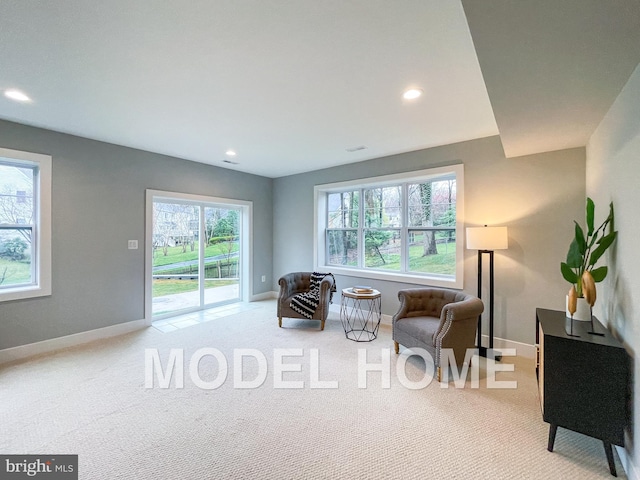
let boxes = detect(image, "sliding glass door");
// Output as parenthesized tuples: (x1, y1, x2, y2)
(203, 206, 240, 306)
(147, 191, 249, 320)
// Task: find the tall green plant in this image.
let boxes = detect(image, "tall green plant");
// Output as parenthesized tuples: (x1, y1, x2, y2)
(560, 198, 617, 297)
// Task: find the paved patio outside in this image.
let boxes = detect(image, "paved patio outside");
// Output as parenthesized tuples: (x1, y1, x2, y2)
(152, 283, 246, 330)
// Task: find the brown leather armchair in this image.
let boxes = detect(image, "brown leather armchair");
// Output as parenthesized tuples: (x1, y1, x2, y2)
(278, 272, 335, 330)
(393, 288, 484, 381)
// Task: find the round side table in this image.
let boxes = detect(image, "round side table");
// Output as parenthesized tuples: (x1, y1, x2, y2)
(340, 288, 382, 342)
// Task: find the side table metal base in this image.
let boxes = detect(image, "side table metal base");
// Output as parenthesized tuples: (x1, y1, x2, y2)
(340, 289, 382, 342)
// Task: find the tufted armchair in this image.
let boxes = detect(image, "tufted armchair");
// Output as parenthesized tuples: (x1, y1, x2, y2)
(393, 288, 484, 382)
(278, 272, 335, 330)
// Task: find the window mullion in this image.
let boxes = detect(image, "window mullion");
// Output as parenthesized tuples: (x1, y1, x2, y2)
(401, 183, 408, 273)
(0, 224, 35, 229)
(358, 188, 364, 268)
(199, 205, 205, 308)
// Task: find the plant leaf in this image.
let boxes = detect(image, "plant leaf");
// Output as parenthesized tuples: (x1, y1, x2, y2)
(561, 262, 578, 283)
(574, 221, 586, 255)
(590, 266, 608, 282)
(586, 197, 595, 236)
(566, 239, 583, 268)
(589, 231, 617, 266)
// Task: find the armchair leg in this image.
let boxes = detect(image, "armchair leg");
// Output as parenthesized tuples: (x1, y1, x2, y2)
(394, 341, 399, 354)
(320, 320, 325, 331)
(437, 366, 442, 382)
(278, 317, 282, 328)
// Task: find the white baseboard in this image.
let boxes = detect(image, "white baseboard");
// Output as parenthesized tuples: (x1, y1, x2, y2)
(487, 335, 536, 359)
(0, 301, 536, 366)
(0, 319, 146, 365)
(251, 290, 277, 301)
(328, 303, 393, 325)
(331, 302, 537, 359)
(616, 445, 638, 480)
(2, 293, 277, 365)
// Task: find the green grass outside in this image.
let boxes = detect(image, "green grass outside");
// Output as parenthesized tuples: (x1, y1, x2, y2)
(366, 253, 400, 270)
(152, 278, 238, 297)
(152, 243, 238, 267)
(0, 258, 31, 286)
(360, 242, 456, 275)
(409, 249, 455, 274)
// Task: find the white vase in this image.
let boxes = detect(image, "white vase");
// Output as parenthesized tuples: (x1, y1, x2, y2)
(565, 295, 591, 321)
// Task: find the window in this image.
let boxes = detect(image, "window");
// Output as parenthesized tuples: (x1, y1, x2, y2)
(0, 148, 52, 301)
(315, 164, 464, 288)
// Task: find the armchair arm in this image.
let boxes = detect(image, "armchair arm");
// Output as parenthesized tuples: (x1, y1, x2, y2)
(319, 276, 335, 302)
(314, 275, 336, 319)
(442, 296, 484, 322)
(435, 295, 484, 352)
(393, 290, 411, 321)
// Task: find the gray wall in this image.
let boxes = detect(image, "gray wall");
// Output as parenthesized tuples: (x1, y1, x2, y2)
(587, 62, 640, 473)
(0, 119, 273, 350)
(0, 121, 589, 350)
(274, 135, 586, 345)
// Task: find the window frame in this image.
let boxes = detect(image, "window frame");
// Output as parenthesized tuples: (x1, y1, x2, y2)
(314, 164, 464, 289)
(144, 189, 253, 323)
(0, 147, 52, 302)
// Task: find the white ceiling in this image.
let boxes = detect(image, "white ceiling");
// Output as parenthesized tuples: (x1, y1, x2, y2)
(0, 1, 498, 178)
(1, 1, 639, 178)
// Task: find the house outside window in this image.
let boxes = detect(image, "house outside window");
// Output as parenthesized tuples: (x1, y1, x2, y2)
(315, 164, 464, 289)
(0, 148, 52, 301)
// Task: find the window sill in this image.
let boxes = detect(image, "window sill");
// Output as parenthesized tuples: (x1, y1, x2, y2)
(317, 265, 462, 289)
(0, 285, 51, 303)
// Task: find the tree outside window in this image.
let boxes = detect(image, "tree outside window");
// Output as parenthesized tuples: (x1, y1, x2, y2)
(323, 173, 458, 278)
(0, 163, 35, 287)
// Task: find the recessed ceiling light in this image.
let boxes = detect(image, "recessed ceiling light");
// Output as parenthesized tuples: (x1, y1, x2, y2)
(225, 150, 237, 157)
(4, 89, 32, 103)
(402, 88, 423, 100)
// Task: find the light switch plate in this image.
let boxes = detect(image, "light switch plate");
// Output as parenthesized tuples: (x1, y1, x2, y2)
(128, 240, 138, 250)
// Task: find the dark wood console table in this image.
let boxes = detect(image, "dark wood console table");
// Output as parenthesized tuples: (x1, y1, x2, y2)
(535, 308, 629, 477)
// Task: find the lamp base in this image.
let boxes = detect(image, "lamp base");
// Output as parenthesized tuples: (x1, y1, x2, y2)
(478, 346, 502, 362)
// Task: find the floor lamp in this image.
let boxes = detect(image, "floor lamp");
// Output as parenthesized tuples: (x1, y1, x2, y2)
(466, 225, 508, 361)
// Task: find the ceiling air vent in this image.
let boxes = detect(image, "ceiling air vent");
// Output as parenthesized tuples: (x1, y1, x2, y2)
(222, 159, 239, 165)
(345, 145, 367, 152)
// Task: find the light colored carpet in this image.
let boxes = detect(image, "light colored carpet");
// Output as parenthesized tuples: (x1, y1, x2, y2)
(0, 300, 626, 479)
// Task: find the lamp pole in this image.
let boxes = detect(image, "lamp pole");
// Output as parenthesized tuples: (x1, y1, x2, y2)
(477, 249, 501, 361)
(466, 222, 510, 362)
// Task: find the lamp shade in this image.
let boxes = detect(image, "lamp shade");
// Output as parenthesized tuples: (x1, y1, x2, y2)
(466, 226, 508, 251)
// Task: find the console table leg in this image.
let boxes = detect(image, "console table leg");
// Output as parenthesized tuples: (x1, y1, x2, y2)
(603, 441, 617, 477)
(547, 424, 557, 452)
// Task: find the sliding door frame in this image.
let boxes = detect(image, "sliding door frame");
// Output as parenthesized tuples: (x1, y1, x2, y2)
(144, 189, 253, 325)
